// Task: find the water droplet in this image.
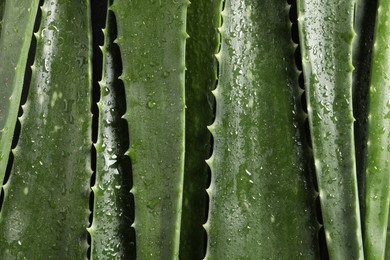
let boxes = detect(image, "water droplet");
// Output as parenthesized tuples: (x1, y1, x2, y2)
(147, 100, 156, 108)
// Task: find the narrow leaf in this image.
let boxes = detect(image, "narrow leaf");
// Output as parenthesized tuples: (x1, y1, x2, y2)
(0, 0, 40, 183)
(363, 1, 390, 258)
(89, 3, 134, 258)
(297, 0, 364, 258)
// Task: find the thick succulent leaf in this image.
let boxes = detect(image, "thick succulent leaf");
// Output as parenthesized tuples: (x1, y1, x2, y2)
(363, 1, 390, 259)
(111, 0, 187, 258)
(205, 1, 319, 258)
(0, 0, 40, 184)
(0, 0, 92, 258)
(297, 0, 364, 258)
(89, 4, 134, 258)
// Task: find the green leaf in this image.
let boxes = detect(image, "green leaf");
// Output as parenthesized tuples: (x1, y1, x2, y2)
(0, 0, 91, 258)
(297, 0, 364, 258)
(111, 0, 188, 258)
(0, 0, 40, 184)
(363, 1, 390, 258)
(205, 1, 319, 258)
(89, 3, 134, 258)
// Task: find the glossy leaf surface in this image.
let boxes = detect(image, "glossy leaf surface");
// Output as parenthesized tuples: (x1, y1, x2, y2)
(206, 1, 319, 258)
(89, 4, 134, 259)
(0, 0, 40, 184)
(364, 1, 390, 259)
(0, 0, 91, 258)
(111, 0, 187, 258)
(297, 0, 364, 258)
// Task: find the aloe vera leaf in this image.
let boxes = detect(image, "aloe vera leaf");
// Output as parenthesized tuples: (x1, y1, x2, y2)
(179, 0, 221, 258)
(353, 0, 378, 212)
(205, 1, 319, 258)
(363, 2, 390, 259)
(0, 0, 92, 258)
(0, 0, 40, 184)
(111, 0, 187, 258)
(296, 0, 364, 258)
(89, 5, 134, 259)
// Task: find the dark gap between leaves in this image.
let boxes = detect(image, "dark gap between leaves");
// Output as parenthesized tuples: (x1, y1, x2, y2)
(88, 0, 107, 258)
(319, 226, 329, 260)
(108, 7, 136, 258)
(352, 0, 378, 228)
